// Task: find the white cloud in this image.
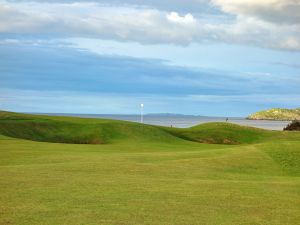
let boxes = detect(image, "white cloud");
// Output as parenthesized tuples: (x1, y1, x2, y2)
(280, 36, 300, 49)
(167, 12, 196, 24)
(0, 0, 299, 50)
(212, 0, 300, 24)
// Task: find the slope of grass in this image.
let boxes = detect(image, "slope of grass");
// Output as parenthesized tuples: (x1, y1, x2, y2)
(247, 107, 300, 120)
(164, 122, 273, 144)
(1, 111, 297, 145)
(0, 111, 181, 144)
(1, 111, 300, 225)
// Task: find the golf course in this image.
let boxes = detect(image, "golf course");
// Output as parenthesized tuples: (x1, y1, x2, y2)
(1, 111, 300, 225)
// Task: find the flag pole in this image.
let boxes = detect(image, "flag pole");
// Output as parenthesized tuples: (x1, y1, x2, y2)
(140, 103, 144, 123)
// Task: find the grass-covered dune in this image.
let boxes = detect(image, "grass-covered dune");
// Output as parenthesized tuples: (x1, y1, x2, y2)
(1, 111, 300, 225)
(247, 107, 300, 121)
(0, 111, 180, 144)
(0, 111, 296, 145)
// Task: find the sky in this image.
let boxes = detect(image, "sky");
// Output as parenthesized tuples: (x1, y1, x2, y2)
(0, 0, 300, 116)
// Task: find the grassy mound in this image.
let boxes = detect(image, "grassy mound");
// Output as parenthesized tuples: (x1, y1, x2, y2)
(0, 111, 298, 145)
(0, 111, 178, 144)
(164, 122, 271, 144)
(247, 107, 300, 120)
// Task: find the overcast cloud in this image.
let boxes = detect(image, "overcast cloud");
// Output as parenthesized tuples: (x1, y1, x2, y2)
(212, 0, 300, 24)
(0, 0, 299, 50)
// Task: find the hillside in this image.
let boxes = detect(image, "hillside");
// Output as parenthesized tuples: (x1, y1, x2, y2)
(1, 111, 300, 225)
(247, 107, 300, 121)
(0, 111, 292, 145)
(0, 111, 180, 144)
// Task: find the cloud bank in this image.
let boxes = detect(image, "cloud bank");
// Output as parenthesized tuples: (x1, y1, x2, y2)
(212, 0, 300, 24)
(0, 0, 299, 50)
(1, 44, 299, 98)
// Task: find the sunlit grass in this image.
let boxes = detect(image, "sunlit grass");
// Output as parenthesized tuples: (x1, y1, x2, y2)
(1, 111, 300, 225)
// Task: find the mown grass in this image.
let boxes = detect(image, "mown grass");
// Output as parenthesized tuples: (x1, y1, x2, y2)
(0, 111, 300, 225)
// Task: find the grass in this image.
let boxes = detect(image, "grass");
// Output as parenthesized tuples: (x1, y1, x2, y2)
(1, 111, 300, 225)
(247, 107, 300, 120)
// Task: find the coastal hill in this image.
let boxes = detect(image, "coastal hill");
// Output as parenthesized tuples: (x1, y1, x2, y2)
(247, 108, 300, 121)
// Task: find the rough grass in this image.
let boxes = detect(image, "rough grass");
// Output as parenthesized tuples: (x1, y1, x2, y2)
(248, 107, 300, 120)
(0, 111, 295, 145)
(1, 111, 300, 225)
(164, 122, 274, 144)
(0, 111, 180, 144)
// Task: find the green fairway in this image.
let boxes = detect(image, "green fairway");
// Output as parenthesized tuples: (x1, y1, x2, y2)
(1, 111, 300, 225)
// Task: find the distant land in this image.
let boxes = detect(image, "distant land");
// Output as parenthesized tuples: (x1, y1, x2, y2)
(247, 108, 300, 121)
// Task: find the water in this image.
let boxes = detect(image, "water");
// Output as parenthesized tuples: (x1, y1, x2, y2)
(41, 113, 290, 131)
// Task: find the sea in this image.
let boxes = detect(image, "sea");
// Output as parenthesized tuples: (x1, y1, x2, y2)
(40, 113, 290, 131)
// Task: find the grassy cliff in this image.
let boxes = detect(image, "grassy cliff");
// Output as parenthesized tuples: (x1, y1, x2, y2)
(247, 107, 300, 120)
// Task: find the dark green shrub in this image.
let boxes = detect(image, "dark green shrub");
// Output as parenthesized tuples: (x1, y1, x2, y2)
(284, 121, 300, 131)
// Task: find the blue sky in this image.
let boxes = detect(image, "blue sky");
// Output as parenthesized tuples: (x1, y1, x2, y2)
(0, 0, 300, 116)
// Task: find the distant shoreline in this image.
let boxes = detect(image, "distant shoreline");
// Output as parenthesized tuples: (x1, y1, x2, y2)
(22, 110, 300, 121)
(246, 118, 291, 122)
(27, 112, 244, 119)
